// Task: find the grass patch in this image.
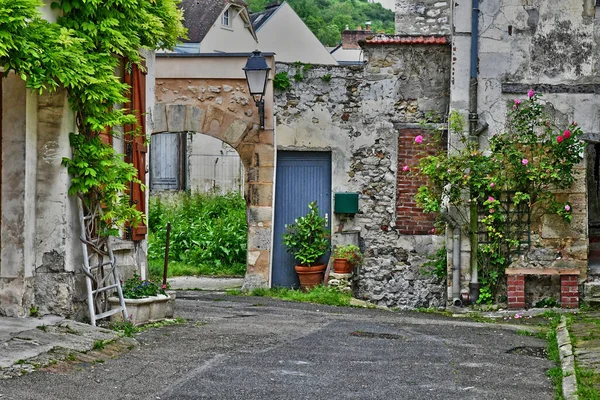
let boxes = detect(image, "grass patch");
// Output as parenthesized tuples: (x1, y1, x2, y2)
(244, 285, 351, 307)
(148, 259, 243, 279)
(545, 315, 564, 400)
(108, 317, 186, 338)
(413, 308, 453, 317)
(92, 340, 107, 350)
(566, 313, 600, 398)
(148, 192, 247, 277)
(575, 366, 600, 399)
(515, 329, 534, 337)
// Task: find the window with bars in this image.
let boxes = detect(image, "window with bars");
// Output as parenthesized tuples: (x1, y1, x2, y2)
(477, 191, 531, 269)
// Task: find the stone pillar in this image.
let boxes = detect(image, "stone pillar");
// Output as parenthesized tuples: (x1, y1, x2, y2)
(0, 73, 37, 317)
(507, 275, 525, 309)
(240, 134, 274, 290)
(561, 275, 579, 309)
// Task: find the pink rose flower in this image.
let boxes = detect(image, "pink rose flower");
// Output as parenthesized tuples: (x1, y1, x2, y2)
(488, 196, 495, 202)
(522, 158, 528, 165)
(402, 165, 409, 172)
(430, 228, 435, 234)
(565, 205, 571, 211)
(527, 89, 535, 98)
(490, 182, 495, 188)
(557, 135, 564, 143)
(414, 135, 423, 143)
(514, 99, 521, 106)
(489, 208, 495, 214)
(563, 130, 571, 139)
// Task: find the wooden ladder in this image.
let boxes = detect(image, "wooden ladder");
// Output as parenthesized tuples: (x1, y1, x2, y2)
(78, 198, 128, 326)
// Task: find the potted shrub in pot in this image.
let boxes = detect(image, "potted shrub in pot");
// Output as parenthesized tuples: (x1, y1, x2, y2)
(332, 244, 363, 274)
(108, 273, 176, 325)
(283, 201, 330, 290)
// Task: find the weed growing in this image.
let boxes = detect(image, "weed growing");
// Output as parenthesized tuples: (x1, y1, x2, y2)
(240, 285, 352, 307)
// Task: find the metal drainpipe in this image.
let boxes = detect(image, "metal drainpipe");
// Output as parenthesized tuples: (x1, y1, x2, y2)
(452, 226, 462, 306)
(468, 0, 481, 304)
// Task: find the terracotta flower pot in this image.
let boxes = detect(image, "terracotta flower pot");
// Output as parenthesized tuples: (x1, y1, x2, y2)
(295, 264, 326, 290)
(333, 258, 353, 274)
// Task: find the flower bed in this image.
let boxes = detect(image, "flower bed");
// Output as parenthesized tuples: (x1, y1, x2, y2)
(109, 273, 175, 325)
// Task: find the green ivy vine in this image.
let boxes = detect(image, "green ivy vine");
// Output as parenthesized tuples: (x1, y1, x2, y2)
(0, 0, 186, 235)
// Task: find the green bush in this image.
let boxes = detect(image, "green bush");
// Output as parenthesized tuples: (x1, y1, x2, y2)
(148, 192, 247, 276)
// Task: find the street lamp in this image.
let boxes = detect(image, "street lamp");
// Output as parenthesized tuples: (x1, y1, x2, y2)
(243, 50, 270, 129)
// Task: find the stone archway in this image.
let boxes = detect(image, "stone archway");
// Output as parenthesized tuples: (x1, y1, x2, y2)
(152, 102, 274, 290)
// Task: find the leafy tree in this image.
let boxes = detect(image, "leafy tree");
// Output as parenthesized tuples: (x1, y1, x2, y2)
(248, 0, 394, 45)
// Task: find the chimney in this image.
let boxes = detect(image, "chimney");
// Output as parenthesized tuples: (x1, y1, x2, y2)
(342, 26, 372, 49)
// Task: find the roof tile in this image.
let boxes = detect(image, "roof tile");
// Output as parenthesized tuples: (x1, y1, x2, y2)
(365, 35, 448, 45)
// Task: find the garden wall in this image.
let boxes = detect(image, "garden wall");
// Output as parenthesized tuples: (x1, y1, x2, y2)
(274, 40, 450, 308)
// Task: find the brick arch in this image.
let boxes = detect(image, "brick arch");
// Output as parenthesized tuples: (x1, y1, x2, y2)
(152, 102, 274, 290)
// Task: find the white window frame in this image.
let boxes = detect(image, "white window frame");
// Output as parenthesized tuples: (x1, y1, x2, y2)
(221, 8, 230, 27)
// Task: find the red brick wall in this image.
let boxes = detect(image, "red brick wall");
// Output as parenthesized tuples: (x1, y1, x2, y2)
(396, 128, 444, 234)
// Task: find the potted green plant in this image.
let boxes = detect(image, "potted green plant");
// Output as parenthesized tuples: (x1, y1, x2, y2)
(283, 201, 330, 290)
(108, 273, 176, 325)
(332, 244, 363, 274)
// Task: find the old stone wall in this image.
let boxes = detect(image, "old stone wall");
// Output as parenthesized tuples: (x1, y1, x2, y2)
(395, 0, 450, 35)
(274, 42, 450, 308)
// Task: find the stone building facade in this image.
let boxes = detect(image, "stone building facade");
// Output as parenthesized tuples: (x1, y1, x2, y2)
(274, 39, 451, 308)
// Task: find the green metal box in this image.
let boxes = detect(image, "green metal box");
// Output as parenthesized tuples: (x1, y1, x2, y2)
(334, 192, 359, 214)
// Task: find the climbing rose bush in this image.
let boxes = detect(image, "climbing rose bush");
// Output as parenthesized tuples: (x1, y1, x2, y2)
(410, 92, 585, 303)
(414, 92, 585, 224)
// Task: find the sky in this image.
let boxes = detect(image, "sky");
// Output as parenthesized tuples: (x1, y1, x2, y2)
(374, 0, 394, 11)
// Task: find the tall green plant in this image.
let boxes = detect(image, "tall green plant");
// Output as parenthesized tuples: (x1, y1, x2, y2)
(148, 192, 248, 274)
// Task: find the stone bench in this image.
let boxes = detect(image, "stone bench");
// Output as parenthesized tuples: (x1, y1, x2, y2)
(505, 268, 580, 309)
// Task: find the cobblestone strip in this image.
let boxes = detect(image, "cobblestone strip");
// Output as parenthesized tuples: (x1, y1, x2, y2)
(557, 316, 578, 400)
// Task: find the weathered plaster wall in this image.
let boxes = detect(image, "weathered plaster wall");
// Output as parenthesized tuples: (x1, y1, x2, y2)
(473, 0, 595, 290)
(274, 42, 450, 308)
(154, 62, 275, 289)
(34, 89, 82, 317)
(0, 73, 36, 316)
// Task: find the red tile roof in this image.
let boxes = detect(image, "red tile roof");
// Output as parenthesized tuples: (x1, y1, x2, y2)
(364, 35, 448, 45)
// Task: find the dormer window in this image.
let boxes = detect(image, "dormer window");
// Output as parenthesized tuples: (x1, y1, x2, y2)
(221, 8, 230, 27)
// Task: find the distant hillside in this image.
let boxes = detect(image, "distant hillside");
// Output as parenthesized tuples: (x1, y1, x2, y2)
(247, 0, 395, 46)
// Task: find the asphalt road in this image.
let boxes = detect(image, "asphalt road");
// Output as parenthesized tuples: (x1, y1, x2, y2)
(0, 292, 555, 399)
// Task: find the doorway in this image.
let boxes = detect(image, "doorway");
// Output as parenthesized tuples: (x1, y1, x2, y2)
(272, 151, 332, 288)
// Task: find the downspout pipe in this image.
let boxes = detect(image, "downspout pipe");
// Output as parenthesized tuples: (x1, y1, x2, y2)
(452, 226, 462, 307)
(468, 0, 481, 304)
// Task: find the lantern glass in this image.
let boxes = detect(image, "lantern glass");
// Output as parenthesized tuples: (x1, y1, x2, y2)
(244, 69, 269, 97)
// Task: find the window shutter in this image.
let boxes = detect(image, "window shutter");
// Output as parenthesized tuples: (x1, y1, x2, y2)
(124, 62, 148, 241)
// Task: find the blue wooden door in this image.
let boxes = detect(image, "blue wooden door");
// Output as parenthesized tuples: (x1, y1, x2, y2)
(272, 151, 332, 288)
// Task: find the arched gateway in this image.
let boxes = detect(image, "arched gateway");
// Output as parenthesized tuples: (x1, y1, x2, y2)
(153, 53, 275, 290)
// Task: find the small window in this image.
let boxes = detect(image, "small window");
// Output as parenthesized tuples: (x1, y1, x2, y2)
(221, 9, 230, 26)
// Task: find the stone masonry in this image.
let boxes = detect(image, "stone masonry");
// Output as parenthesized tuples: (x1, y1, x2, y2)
(274, 40, 450, 309)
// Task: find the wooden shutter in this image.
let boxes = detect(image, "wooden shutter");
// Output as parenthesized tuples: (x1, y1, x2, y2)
(124, 62, 148, 241)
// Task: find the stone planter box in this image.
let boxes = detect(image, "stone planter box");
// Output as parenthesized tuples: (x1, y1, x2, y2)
(108, 291, 176, 326)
